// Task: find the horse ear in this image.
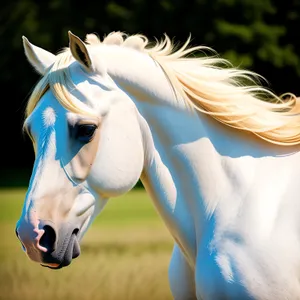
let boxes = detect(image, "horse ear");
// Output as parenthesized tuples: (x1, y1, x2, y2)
(22, 36, 56, 75)
(68, 31, 93, 72)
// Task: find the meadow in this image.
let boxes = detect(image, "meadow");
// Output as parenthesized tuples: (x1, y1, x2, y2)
(0, 188, 174, 300)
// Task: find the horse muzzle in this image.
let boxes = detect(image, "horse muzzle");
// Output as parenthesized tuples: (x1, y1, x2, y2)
(16, 220, 81, 269)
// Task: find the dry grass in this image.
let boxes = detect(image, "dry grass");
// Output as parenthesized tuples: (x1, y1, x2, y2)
(0, 189, 174, 300)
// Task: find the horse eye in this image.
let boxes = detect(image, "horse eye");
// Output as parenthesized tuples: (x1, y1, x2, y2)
(76, 124, 97, 142)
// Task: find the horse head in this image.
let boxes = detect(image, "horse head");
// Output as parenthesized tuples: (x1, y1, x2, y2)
(16, 32, 145, 268)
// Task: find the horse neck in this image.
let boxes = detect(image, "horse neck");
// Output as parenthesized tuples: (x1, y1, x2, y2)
(136, 99, 237, 260)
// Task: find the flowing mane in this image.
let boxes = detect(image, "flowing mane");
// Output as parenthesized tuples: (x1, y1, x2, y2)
(25, 31, 299, 146)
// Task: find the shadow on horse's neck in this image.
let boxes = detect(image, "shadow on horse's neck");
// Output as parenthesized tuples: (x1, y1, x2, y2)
(135, 99, 300, 160)
(198, 111, 300, 158)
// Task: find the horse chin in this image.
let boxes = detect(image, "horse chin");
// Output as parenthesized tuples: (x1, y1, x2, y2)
(40, 229, 81, 270)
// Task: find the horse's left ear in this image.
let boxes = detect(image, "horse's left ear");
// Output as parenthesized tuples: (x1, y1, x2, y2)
(68, 31, 94, 72)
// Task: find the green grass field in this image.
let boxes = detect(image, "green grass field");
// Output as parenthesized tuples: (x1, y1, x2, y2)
(0, 188, 174, 300)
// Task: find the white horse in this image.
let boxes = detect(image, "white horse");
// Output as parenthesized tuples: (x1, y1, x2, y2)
(16, 30, 300, 299)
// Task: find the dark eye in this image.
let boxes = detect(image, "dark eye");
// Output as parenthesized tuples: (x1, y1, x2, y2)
(76, 124, 97, 142)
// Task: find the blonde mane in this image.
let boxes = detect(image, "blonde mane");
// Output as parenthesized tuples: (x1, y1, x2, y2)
(25, 31, 299, 146)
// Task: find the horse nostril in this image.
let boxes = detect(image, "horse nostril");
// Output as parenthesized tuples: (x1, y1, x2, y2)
(72, 228, 79, 236)
(39, 225, 56, 253)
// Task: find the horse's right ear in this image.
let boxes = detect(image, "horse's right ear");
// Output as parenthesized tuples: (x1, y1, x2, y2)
(22, 36, 56, 75)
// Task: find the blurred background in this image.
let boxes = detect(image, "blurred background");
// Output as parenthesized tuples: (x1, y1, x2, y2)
(1, 0, 300, 299)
